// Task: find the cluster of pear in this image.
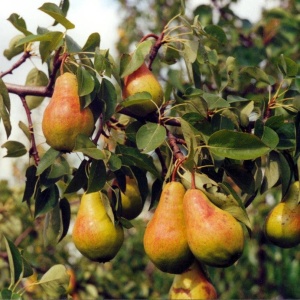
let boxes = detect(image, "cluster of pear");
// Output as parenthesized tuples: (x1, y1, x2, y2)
(42, 72, 95, 152)
(264, 181, 300, 248)
(143, 178, 245, 299)
(72, 176, 143, 263)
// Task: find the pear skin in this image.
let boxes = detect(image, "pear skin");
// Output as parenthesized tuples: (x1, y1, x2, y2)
(183, 189, 245, 267)
(143, 181, 194, 274)
(72, 192, 124, 263)
(121, 63, 164, 117)
(264, 181, 300, 248)
(42, 72, 94, 152)
(169, 261, 217, 300)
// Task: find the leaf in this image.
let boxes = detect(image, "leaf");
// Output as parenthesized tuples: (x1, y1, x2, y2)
(202, 92, 230, 110)
(82, 32, 101, 52)
(277, 54, 298, 77)
(73, 134, 106, 159)
(58, 198, 71, 242)
(36, 148, 60, 176)
(22, 165, 38, 203)
(136, 123, 166, 153)
(86, 159, 107, 193)
(120, 40, 153, 78)
(77, 67, 95, 97)
(208, 129, 270, 160)
(48, 156, 70, 179)
(204, 25, 227, 45)
(3, 236, 24, 286)
(99, 78, 117, 122)
(17, 31, 64, 46)
(34, 185, 59, 218)
(39, 264, 70, 297)
(18, 121, 30, 140)
(43, 204, 61, 246)
(0, 95, 12, 139)
(3, 34, 25, 60)
(64, 159, 88, 194)
(240, 66, 272, 84)
(7, 13, 32, 35)
(39, 3, 75, 29)
(1, 141, 26, 158)
(25, 68, 49, 109)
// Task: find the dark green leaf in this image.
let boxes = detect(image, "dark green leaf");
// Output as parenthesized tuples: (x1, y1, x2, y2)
(276, 123, 295, 149)
(64, 159, 88, 194)
(22, 165, 38, 203)
(99, 78, 117, 122)
(136, 123, 166, 153)
(1, 141, 26, 157)
(48, 156, 70, 179)
(34, 185, 59, 218)
(7, 13, 32, 35)
(204, 25, 227, 45)
(43, 204, 61, 246)
(208, 129, 270, 160)
(36, 148, 60, 176)
(240, 66, 272, 84)
(87, 159, 106, 193)
(278, 54, 298, 77)
(202, 92, 229, 110)
(58, 198, 71, 242)
(0, 95, 12, 138)
(76, 67, 95, 97)
(39, 3, 75, 29)
(82, 32, 101, 52)
(73, 134, 105, 159)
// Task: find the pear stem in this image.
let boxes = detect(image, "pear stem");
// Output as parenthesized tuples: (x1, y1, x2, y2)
(191, 169, 196, 189)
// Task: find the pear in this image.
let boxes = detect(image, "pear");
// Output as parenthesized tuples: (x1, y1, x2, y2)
(42, 72, 94, 152)
(72, 191, 124, 263)
(169, 261, 217, 300)
(120, 63, 164, 117)
(183, 188, 245, 267)
(143, 181, 194, 274)
(264, 181, 300, 248)
(120, 177, 143, 220)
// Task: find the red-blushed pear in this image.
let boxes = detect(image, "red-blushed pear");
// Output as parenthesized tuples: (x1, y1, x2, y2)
(264, 181, 300, 248)
(121, 63, 164, 117)
(72, 191, 124, 263)
(169, 261, 218, 300)
(183, 187, 245, 268)
(42, 72, 94, 152)
(143, 180, 194, 274)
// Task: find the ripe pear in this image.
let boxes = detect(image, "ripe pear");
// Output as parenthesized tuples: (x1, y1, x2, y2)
(120, 177, 143, 220)
(183, 188, 245, 267)
(72, 191, 124, 263)
(169, 261, 217, 300)
(42, 72, 94, 152)
(121, 63, 164, 117)
(143, 181, 194, 274)
(264, 181, 300, 248)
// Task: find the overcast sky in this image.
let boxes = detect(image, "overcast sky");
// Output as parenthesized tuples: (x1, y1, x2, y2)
(0, 0, 280, 183)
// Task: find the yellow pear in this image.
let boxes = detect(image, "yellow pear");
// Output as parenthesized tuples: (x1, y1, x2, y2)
(120, 177, 143, 220)
(169, 261, 218, 300)
(120, 62, 164, 117)
(264, 181, 300, 248)
(183, 188, 245, 267)
(143, 181, 194, 274)
(42, 72, 94, 152)
(72, 191, 124, 262)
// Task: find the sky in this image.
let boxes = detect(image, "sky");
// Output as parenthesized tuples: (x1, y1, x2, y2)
(0, 0, 280, 184)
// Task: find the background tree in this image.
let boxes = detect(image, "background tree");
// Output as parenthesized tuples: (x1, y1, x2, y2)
(0, 0, 299, 299)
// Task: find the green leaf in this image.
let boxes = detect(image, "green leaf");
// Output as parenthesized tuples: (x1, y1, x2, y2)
(39, 264, 70, 297)
(116, 144, 161, 179)
(202, 92, 229, 110)
(73, 134, 105, 159)
(82, 32, 101, 52)
(136, 123, 166, 153)
(58, 198, 71, 242)
(17, 31, 64, 46)
(64, 159, 88, 194)
(36, 148, 60, 176)
(34, 185, 59, 218)
(4, 236, 24, 286)
(18, 121, 30, 141)
(22, 165, 38, 203)
(43, 204, 61, 246)
(48, 156, 70, 179)
(7, 13, 32, 35)
(240, 66, 272, 84)
(0, 95, 12, 138)
(77, 67, 95, 97)
(204, 25, 227, 45)
(277, 54, 298, 77)
(107, 153, 122, 171)
(1, 141, 26, 157)
(120, 40, 153, 78)
(39, 3, 75, 29)
(3, 34, 25, 60)
(276, 123, 295, 149)
(99, 78, 117, 122)
(87, 159, 107, 193)
(208, 129, 270, 160)
(25, 68, 49, 109)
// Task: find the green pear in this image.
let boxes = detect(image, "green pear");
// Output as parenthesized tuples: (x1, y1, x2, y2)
(120, 63, 164, 117)
(169, 261, 217, 300)
(143, 181, 194, 274)
(264, 181, 300, 248)
(72, 191, 124, 263)
(42, 72, 94, 152)
(183, 188, 245, 267)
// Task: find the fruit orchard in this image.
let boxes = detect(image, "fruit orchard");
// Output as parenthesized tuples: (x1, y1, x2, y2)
(0, 0, 300, 299)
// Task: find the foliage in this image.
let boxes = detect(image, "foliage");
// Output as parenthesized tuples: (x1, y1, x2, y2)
(0, 0, 300, 299)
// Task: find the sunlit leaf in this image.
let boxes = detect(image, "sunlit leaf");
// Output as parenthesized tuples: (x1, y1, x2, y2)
(73, 134, 105, 159)
(7, 13, 32, 35)
(36, 148, 60, 176)
(3, 34, 25, 60)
